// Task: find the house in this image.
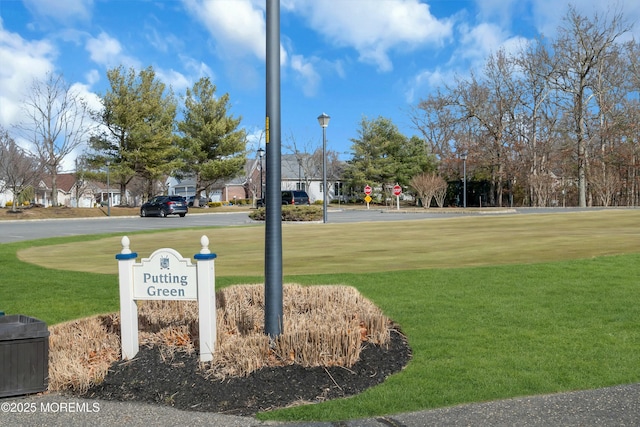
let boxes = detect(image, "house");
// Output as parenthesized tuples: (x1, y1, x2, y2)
(279, 154, 344, 203)
(33, 173, 121, 208)
(166, 154, 345, 204)
(0, 181, 10, 207)
(166, 157, 261, 204)
(4, 152, 346, 209)
(165, 175, 246, 203)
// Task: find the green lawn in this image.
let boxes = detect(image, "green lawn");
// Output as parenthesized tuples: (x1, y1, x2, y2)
(2, 209, 640, 422)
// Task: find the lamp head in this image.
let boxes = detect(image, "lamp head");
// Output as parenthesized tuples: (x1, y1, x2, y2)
(317, 112, 330, 128)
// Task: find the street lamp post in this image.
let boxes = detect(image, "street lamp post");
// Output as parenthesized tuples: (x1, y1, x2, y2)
(106, 161, 111, 216)
(257, 147, 265, 200)
(461, 152, 467, 208)
(317, 113, 330, 223)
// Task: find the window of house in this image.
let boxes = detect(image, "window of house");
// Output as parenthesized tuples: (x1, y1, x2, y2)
(335, 182, 343, 197)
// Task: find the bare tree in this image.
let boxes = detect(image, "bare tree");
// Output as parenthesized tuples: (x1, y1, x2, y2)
(410, 172, 447, 208)
(513, 38, 561, 206)
(623, 41, 640, 206)
(452, 49, 522, 206)
(589, 166, 621, 206)
(284, 131, 320, 192)
(411, 90, 458, 161)
(16, 72, 93, 206)
(0, 126, 43, 211)
(551, 5, 630, 207)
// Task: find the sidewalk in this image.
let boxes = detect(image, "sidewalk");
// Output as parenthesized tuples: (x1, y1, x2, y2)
(2, 382, 639, 426)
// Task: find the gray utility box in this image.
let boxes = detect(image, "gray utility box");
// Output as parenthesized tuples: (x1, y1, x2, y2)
(0, 315, 49, 397)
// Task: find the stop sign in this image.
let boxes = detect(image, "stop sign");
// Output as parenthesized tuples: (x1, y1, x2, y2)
(364, 185, 372, 195)
(393, 184, 402, 196)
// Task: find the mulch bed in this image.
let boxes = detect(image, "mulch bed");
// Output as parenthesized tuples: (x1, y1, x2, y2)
(77, 328, 411, 416)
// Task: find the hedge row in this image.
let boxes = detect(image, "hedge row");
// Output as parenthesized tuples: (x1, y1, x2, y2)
(248, 205, 322, 221)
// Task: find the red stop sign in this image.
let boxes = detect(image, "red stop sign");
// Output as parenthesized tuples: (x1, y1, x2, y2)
(364, 185, 372, 195)
(393, 185, 402, 196)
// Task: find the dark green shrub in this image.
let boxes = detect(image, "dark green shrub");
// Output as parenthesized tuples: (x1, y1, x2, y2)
(248, 205, 322, 221)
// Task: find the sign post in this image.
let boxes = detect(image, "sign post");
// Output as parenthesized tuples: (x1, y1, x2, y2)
(116, 235, 217, 362)
(393, 184, 402, 210)
(364, 185, 372, 209)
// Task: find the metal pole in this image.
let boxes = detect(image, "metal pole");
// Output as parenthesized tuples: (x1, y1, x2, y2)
(106, 161, 111, 216)
(322, 126, 327, 223)
(259, 151, 264, 199)
(463, 158, 466, 208)
(264, 0, 283, 337)
(317, 113, 330, 223)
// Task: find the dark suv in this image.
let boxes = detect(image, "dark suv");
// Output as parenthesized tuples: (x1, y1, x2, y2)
(140, 195, 188, 217)
(281, 190, 310, 205)
(256, 191, 310, 207)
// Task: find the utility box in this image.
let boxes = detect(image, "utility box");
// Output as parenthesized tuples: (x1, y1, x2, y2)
(0, 315, 49, 397)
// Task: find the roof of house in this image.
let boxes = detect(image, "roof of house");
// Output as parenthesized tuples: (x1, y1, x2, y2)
(39, 173, 76, 193)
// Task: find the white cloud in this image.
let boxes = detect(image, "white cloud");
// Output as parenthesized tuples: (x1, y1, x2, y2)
(290, 54, 320, 97)
(182, 0, 266, 61)
(85, 32, 139, 69)
(85, 69, 100, 86)
(0, 20, 56, 128)
(472, 0, 521, 28)
(457, 22, 507, 64)
(181, 57, 215, 82)
(182, 0, 453, 76)
(288, 0, 453, 72)
(404, 68, 451, 104)
(144, 25, 184, 55)
(156, 69, 191, 94)
(85, 32, 121, 65)
(22, 0, 93, 24)
(531, 0, 640, 40)
(180, 0, 290, 93)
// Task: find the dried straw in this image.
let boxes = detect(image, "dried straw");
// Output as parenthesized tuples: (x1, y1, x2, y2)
(47, 284, 392, 391)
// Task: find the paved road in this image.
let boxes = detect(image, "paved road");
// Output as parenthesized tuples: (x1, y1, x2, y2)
(0, 211, 253, 244)
(5, 206, 599, 244)
(0, 208, 491, 244)
(2, 206, 624, 244)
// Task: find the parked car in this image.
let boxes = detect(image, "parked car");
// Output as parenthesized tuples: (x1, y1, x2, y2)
(281, 190, 310, 205)
(140, 195, 188, 218)
(187, 196, 208, 207)
(256, 191, 311, 207)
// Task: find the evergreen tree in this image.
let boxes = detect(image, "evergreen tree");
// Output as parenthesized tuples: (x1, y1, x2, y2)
(344, 116, 435, 200)
(88, 66, 178, 204)
(177, 77, 246, 205)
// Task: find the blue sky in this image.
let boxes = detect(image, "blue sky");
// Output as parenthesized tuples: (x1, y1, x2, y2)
(1, 0, 639, 171)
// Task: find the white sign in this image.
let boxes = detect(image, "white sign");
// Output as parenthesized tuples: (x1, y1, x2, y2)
(132, 248, 197, 300)
(117, 236, 217, 362)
